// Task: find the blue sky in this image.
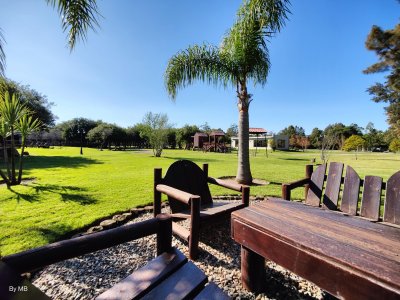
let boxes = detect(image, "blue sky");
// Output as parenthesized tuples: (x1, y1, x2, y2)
(0, 0, 398, 134)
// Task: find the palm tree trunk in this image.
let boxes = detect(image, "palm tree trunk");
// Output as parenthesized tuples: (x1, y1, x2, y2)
(10, 127, 17, 184)
(3, 137, 11, 181)
(236, 99, 252, 185)
(17, 141, 25, 184)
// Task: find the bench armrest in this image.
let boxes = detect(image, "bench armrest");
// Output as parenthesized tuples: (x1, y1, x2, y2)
(282, 178, 310, 200)
(207, 176, 243, 192)
(156, 184, 198, 205)
(2, 215, 172, 274)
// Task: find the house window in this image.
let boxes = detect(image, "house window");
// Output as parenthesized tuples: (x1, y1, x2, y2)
(254, 139, 267, 147)
(277, 139, 286, 148)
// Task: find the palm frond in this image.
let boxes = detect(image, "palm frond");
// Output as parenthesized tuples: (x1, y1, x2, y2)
(221, 16, 270, 86)
(46, 0, 101, 50)
(17, 115, 42, 139)
(0, 92, 28, 125)
(165, 44, 236, 99)
(0, 28, 6, 77)
(238, 0, 291, 36)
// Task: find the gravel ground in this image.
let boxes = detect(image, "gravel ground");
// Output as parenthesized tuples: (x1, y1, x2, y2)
(33, 203, 328, 300)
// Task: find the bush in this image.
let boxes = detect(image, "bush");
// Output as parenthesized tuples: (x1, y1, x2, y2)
(389, 138, 400, 153)
(342, 135, 365, 151)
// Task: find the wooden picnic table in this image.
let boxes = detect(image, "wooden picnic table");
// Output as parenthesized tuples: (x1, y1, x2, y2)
(231, 198, 400, 299)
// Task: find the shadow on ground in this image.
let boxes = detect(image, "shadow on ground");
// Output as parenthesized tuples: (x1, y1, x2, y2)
(9, 183, 97, 205)
(22, 155, 102, 171)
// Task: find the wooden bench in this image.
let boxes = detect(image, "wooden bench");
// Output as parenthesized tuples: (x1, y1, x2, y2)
(231, 162, 400, 299)
(1, 215, 229, 300)
(282, 162, 400, 224)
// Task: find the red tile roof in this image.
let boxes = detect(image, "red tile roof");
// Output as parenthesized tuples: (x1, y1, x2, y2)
(249, 128, 267, 134)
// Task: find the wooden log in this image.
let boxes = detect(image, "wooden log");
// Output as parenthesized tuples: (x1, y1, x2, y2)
(202, 163, 208, 178)
(240, 246, 266, 294)
(156, 214, 173, 256)
(304, 164, 313, 200)
(242, 186, 250, 206)
(156, 184, 193, 204)
(207, 176, 243, 192)
(2, 215, 171, 274)
(154, 168, 162, 217)
(189, 196, 201, 259)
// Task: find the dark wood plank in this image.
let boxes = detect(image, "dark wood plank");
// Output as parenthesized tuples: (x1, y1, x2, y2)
(340, 166, 361, 215)
(140, 261, 208, 300)
(0, 262, 50, 300)
(232, 217, 400, 300)
(384, 171, 400, 225)
(322, 162, 344, 210)
(194, 282, 230, 300)
(306, 163, 326, 206)
(96, 248, 187, 300)
(240, 246, 265, 293)
(361, 176, 383, 221)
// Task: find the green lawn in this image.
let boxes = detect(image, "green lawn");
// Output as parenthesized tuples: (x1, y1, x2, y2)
(0, 147, 398, 256)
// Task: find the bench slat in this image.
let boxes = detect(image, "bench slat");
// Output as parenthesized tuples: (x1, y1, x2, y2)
(323, 162, 344, 210)
(361, 176, 382, 221)
(306, 164, 326, 206)
(141, 261, 208, 300)
(341, 166, 361, 215)
(384, 171, 400, 225)
(96, 248, 187, 300)
(194, 282, 230, 300)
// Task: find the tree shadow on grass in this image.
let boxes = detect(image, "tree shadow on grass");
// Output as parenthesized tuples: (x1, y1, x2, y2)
(9, 183, 97, 205)
(162, 156, 220, 163)
(22, 155, 102, 171)
(29, 223, 75, 245)
(279, 157, 310, 161)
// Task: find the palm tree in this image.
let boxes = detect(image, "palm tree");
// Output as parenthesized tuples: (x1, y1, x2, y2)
(165, 0, 290, 184)
(0, 0, 101, 77)
(16, 115, 41, 183)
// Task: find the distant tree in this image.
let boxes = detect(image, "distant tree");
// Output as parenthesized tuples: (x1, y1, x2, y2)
(389, 138, 400, 153)
(363, 23, 400, 136)
(165, 0, 291, 184)
(176, 124, 199, 149)
(343, 135, 366, 152)
(323, 123, 362, 149)
(363, 122, 387, 151)
(126, 125, 148, 148)
(309, 127, 322, 149)
(320, 134, 338, 164)
(167, 128, 177, 149)
(226, 124, 239, 138)
(86, 123, 113, 149)
(139, 112, 172, 157)
(268, 138, 276, 151)
(0, 78, 56, 128)
(279, 125, 305, 149)
(58, 118, 98, 146)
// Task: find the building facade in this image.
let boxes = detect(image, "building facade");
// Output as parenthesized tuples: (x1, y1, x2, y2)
(230, 128, 289, 150)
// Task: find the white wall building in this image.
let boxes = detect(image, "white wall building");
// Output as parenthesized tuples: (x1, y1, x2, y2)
(231, 128, 289, 150)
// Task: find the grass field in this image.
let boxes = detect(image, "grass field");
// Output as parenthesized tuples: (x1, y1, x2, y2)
(0, 147, 398, 256)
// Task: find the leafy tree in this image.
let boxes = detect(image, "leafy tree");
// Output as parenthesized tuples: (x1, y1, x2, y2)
(343, 135, 366, 152)
(0, 0, 101, 76)
(279, 125, 305, 137)
(226, 124, 239, 138)
(57, 118, 98, 146)
(363, 23, 400, 136)
(309, 127, 322, 149)
(0, 79, 56, 128)
(86, 123, 113, 149)
(139, 112, 172, 157)
(165, 0, 290, 184)
(363, 122, 387, 151)
(176, 124, 199, 149)
(126, 125, 148, 148)
(323, 123, 362, 149)
(389, 138, 400, 153)
(0, 92, 41, 186)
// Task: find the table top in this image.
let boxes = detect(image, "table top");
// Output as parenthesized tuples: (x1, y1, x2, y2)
(231, 198, 400, 292)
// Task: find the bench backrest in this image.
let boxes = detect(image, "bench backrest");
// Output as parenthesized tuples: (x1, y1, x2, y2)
(306, 162, 400, 225)
(162, 160, 213, 213)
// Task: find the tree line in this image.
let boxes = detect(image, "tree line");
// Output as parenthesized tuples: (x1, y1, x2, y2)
(279, 122, 399, 153)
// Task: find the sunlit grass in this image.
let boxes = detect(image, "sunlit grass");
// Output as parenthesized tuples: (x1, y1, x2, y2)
(0, 147, 398, 255)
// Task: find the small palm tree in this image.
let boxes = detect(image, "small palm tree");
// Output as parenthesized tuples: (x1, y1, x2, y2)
(16, 115, 41, 183)
(165, 0, 290, 184)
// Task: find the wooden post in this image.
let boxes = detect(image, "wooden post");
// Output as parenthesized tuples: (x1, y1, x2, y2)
(241, 246, 266, 293)
(242, 186, 250, 206)
(189, 196, 201, 259)
(305, 164, 313, 201)
(202, 163, 209, 178)
(154, 168, 162, 217)
(282, 184, 290, 200)
(156, 214, 172, 255)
